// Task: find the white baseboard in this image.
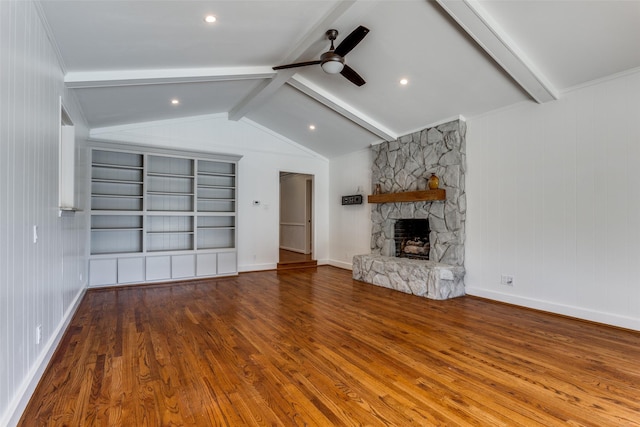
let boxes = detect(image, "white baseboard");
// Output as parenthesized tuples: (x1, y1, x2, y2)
(465, 287, 640, 331)
(5, 287, 87, 427)
(238, 262, 277, 272)
(328, 259, 352, 270)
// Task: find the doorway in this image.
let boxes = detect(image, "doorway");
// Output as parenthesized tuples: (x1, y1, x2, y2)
(278, 172, 316, 269)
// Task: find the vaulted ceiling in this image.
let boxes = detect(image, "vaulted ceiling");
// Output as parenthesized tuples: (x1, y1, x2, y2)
(39, 0, 640, 158)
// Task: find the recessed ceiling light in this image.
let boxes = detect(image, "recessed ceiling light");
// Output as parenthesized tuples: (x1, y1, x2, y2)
(171, 99, 180, 105)
(204, 15, 216, 23)
(400, 78, 409, 86)
(309, 125, 316, 131)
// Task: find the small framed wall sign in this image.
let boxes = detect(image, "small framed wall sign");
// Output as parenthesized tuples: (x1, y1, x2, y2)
(341, 195, 363, 205)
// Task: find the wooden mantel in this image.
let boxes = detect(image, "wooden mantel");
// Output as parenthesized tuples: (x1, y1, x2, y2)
(367, 189, 446, 204)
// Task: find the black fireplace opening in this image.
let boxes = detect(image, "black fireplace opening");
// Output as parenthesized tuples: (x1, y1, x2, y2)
(394, 219, 431, 260)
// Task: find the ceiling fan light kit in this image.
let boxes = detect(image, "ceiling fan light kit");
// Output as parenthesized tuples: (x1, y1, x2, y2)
(320, 52, 344, 74)
(273, 26, 370, 86)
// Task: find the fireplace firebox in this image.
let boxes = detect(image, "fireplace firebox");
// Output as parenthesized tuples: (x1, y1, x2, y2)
(394, 219, 430, 260)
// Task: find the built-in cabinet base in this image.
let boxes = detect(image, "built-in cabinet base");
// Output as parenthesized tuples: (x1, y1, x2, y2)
(89, 252, 237, 286)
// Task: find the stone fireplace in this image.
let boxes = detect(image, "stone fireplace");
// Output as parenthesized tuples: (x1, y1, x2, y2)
(352, 119, 466, 300)
(371, 119, 466, 266)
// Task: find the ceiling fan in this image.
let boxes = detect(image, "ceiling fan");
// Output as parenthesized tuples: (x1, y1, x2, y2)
(273, 26, 370, 87)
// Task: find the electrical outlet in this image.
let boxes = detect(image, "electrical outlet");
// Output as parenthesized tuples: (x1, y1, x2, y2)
(501, 275, 514, 286)
(36, 325, 42, 345)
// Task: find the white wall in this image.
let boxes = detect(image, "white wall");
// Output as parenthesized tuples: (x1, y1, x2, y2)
(1, 1, 89, 424)
(91, 115, 330, 271)
(466, 69, 640, 331)
(328, 148, 372, 269)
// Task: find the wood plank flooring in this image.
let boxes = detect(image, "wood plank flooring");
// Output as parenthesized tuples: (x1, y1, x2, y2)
(19, 267, 640, 426)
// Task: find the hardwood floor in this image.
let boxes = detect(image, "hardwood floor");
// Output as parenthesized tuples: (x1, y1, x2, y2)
(20, 267, 640, 426)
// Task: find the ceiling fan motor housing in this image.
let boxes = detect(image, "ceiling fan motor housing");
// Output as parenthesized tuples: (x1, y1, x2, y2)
(320, 51, 345, 74)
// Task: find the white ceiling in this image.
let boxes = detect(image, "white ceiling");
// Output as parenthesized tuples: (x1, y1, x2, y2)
(39, 0, 640, 158)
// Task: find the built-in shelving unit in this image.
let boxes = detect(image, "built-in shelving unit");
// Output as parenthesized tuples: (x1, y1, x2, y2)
(367, 189, 446, 204)
(88, 144, 241, 287)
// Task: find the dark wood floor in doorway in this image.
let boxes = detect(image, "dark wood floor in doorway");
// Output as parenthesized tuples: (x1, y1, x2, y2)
(277, 249, 316, 270)
(20, 267, 640, 426)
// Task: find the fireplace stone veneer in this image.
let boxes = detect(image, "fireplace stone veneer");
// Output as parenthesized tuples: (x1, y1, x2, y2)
(370, 119, 466, 265)
(353, 119, 467, 300)
(352, 254, 465, 300)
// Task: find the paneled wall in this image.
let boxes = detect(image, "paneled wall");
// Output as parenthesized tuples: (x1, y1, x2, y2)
(90, 115, 330, 271)
(465, 70, 640, 331)
(0, 1, 89, 424)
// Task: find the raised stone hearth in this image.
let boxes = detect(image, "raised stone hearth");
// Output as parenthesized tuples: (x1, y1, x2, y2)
(352, 254, 465, 300)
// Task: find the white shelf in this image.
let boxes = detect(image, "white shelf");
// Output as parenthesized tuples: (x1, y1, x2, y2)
(147, 211, 195, 216)
(197, 171, 235, 177)
(147, 231, 194, 235)
(92, 228, 144, 231)
(147, 172, 194, 178)
(92, 194, 143, 198)
(197, 226, 235, 230)
(197, 184, 235, 189)
(92, 162, 143, 170)
(147, 191, 194, 196)
(197, 212, 236, 216)
(92, 178, 143, 184)
(91, 210, 143, 215)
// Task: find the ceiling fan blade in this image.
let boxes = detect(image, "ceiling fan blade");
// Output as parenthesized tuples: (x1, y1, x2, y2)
(334, 25, 370, 57)
(273, 60, 321, 71)
(341, 65, 366, 87)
